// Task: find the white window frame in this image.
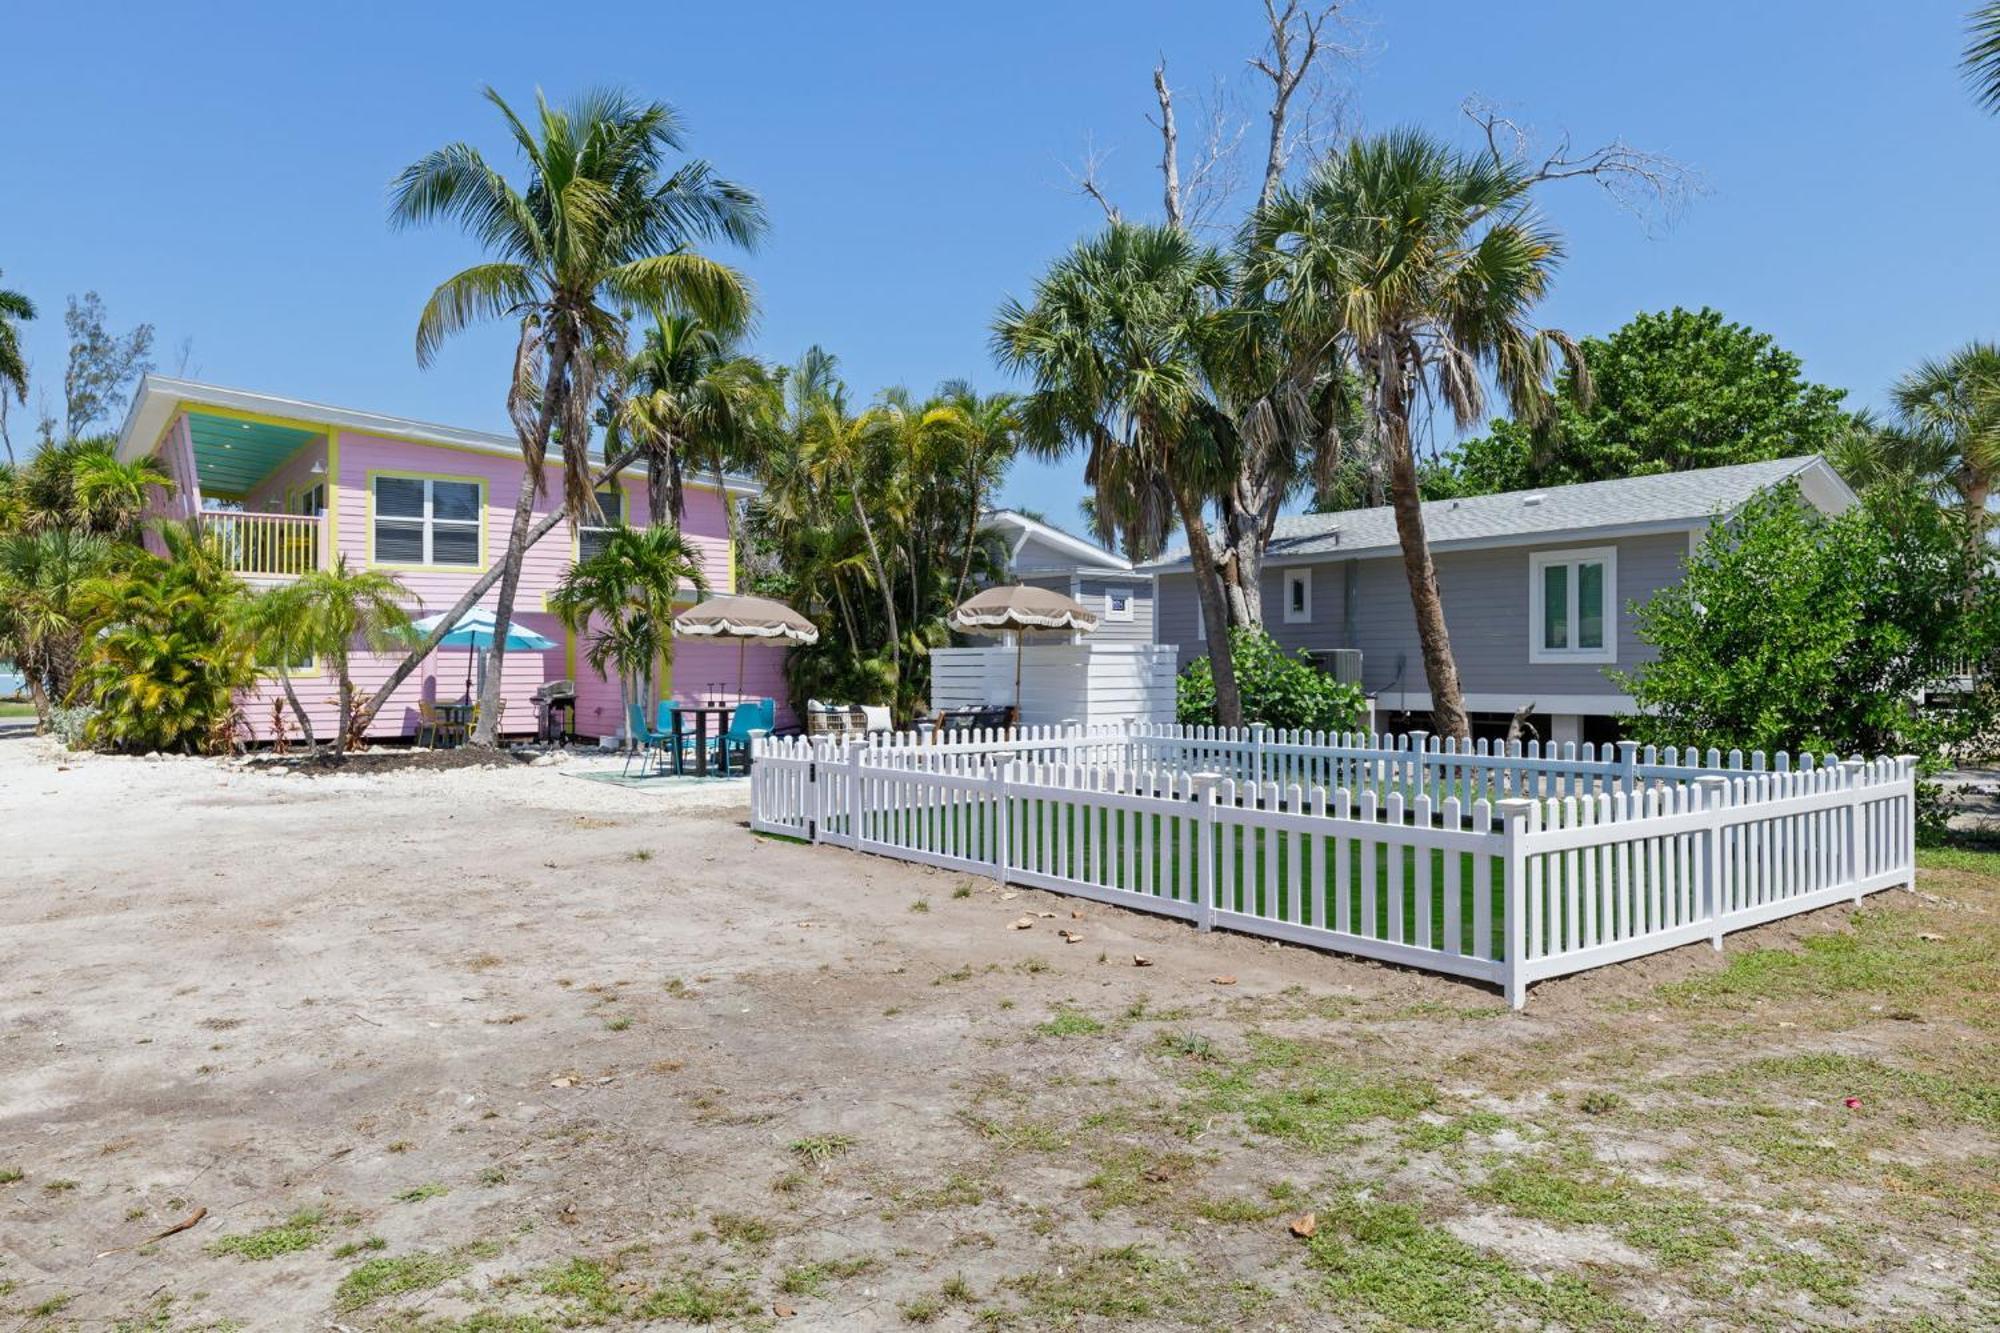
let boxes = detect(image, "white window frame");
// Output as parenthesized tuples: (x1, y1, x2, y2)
(577, 488, 624, 563)
(1103, 585, 1134, 622)
(1528, 546, 1617, 665)
(1283, 567, 1313, 624)
(370, 474, 483, 569)
(1193, 582, 1204, 641)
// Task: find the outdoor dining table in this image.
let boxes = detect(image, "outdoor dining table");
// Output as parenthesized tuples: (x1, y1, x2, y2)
(672, 703, 737, 777)
(437, 700, 475, 748)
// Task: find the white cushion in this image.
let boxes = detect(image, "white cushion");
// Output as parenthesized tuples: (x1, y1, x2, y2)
(860, 705, 893, 733)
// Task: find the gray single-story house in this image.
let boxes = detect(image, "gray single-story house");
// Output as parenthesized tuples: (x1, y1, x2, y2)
(978, 509, 1154, 644)
(1142, 456, 1857, 745)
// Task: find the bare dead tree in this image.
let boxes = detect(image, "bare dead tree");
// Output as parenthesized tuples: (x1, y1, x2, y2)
(1464, 97, 1705, 231)
(1069, 134, 1124, 224)
(1152, 62, 1184, 230)
(1251, 2, 1360, 210)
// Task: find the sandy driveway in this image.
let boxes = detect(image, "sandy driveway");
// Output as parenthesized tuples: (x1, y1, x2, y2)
(0, 731, 1993, 1330)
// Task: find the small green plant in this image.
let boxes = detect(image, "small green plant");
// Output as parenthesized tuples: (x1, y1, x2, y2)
(334, 1251, 466, 1311)
(899, 1293, 943, 1324)
(779, 1255, 879, 1297)
(207, 1208, 326, 1260)
(1579, 1089, 1624, 1116)
(392, 1183, 448, 1204)
(1036, 1006, 1104, 1038)
(628, 849, 654, 862)
(638, 1273, 755, 1322)
(909, 897, 930, 914)
(790, 1134, 856, 1167)
(42, 1179, 78, 1194)
(478, 1166, 507, 1187)
(952, 882, 974, 899)
(331, 1237, 387, 1259)
(711, 1211, 774, 1248)
(605, 1015, 633, 1032)
(0, 1167, 21, 1184)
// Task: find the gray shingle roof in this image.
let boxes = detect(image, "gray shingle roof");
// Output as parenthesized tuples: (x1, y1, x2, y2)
(1143, 456, 1840, 570)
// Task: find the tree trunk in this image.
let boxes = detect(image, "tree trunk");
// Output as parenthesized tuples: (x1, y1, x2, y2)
(847, 467, 900, 682)
(335, 651, 355, 753)
(276, 667, 316, 752)
(1379, 374, 1469, 740)
(1172, 486, 1242, 727)
(1964, 475, 1991, 594)
(647, 443, 670, 527)
(349, 443, 643, 737)
(473, 336, 576, 747)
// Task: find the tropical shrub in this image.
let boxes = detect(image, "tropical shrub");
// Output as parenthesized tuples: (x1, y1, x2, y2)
(1177, 628, 1366, 733)
(72, 523, 258, 753)
(46, 705, 94, 749)
(1618, 483, 1996, 840)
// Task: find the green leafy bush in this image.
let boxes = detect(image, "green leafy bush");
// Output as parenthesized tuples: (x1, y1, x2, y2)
(1618, 482, 1996, 842)
(1177, 627, 1366, 733)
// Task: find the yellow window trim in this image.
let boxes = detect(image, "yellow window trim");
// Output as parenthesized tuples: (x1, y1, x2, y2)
(364, 468, 488, 571)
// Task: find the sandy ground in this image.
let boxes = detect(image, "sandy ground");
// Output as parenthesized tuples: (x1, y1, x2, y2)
(0, 729, 1994, 1331)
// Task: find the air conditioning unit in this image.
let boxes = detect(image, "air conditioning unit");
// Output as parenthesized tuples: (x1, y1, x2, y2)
(1305, 648, 1363, 685)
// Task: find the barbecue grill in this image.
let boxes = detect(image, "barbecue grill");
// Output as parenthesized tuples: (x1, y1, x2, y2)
(534, 679, 576, 746)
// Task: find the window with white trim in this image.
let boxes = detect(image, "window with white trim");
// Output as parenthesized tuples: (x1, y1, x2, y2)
(372, 476, 481, 567)
(1529, 547, 1616, 664)
(1103, 586, 1134, 622)
(1284, 568, 1313, 624)
(578, 488, 623, 563)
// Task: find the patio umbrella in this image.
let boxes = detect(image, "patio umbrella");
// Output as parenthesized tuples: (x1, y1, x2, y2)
(671, 594, 820, 701)
(413, 607, 558, 701)
(947, 584, 1100, 712)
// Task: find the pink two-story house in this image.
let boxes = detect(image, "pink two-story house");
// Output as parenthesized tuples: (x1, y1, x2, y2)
(114, 375, 790, 742)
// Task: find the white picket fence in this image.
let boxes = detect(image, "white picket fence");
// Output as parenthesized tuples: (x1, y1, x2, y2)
(748, 724, 1918, 1007)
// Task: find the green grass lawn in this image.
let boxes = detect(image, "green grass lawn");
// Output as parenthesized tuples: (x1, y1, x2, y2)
(863, 796, 1510, 959)
(0, 701, 35, 719)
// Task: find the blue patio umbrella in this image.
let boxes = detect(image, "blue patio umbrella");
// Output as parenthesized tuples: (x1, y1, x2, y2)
(413, 608, 558, 700)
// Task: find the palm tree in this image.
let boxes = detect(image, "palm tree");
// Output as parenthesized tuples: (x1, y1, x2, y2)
(1247, 130, 1586, 740)
(801, 397, 906, 687)
(235, 583, 323, 751)
(282, 558, 421, 750)
(621, 312, 773, 530)
(10, 438, 173, 536)
(73, 522, 258, 754)
(548, 524, 709, 744)
(0, 272, 33, 464)
(391, 85, 763, 744)
(994, 222, 1244, 724)
(931, 381, 1021, 606)
(0, 527, 111, 725)
(1889, 342, 2000, 549)
(1967, 2, 2000, 113)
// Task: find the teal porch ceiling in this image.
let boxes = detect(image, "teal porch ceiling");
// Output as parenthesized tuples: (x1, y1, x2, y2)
(186, 412, 321, 497)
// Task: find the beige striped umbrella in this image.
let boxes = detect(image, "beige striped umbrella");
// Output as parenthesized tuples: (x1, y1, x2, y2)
(948, 584, 1100, 709)
(673, 594, 820, 700)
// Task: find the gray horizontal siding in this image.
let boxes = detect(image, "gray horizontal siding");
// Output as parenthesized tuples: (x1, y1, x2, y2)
(1078, 575, 1153, 645)
(1154, 530, 1693, 713)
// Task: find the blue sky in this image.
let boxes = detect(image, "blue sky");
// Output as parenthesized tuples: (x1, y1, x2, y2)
(2, 2, 1993, 528)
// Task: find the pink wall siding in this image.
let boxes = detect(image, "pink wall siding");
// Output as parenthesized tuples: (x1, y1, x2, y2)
(170, 414, 772, 743)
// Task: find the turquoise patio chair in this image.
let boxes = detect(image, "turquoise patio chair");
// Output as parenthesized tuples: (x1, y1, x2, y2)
(655, 700, 695, 776)
(719, 697, 776, 776)
(623, 703, 675, 778)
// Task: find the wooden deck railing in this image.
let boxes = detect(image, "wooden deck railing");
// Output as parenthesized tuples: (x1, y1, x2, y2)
(199, 511, 324, 578)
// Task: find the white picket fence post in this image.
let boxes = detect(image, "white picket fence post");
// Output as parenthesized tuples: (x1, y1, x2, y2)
(1495, 798, 1535, 1009)
(1191, 771, 1222, 932)
(1695, 774, 1730, 948)
(990, 753, 1013, 887)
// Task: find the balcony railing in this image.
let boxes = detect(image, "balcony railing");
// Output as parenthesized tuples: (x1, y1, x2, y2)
(199, 511, 324, 578)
